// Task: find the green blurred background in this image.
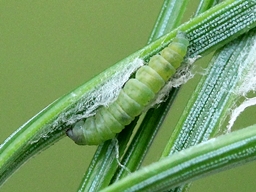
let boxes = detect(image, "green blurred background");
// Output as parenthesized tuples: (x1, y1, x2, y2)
(1, 1, 256, 191)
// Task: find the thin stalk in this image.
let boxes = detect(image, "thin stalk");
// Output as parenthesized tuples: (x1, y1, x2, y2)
(166, 1, 220, 191)
(194, 0, 220, 16)
(100, 124, 256, 192)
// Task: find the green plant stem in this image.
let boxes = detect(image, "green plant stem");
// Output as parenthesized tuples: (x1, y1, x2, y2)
(195, 0, 220, 16)
(100, 124, 256, 192)
(166, 1, 220, 191)
(148, 0, 189, 42)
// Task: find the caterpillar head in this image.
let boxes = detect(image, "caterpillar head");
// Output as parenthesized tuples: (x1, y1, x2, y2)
(66, 121, 86, 145)
(66, 120, 104, 145)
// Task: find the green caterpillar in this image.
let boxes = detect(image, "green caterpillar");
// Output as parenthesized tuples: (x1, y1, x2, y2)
(67, 32, 189, 145)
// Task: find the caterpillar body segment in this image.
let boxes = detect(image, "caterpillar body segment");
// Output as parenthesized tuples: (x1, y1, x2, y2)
(67, 32, 189, 145)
